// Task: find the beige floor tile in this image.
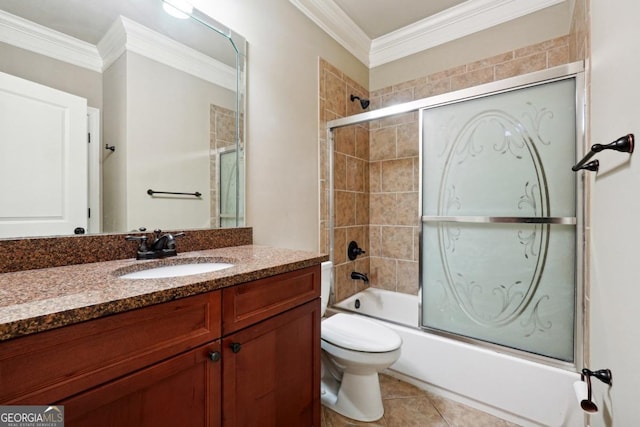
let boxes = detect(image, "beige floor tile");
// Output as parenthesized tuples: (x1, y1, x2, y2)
(427, 392, 521, 427)
(322, 406, 388, 427)
(379, 374, 424, 399)
(321, 374, 519, 427)
(382, 395, 448, 427)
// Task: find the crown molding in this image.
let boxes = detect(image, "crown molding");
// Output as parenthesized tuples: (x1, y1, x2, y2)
(370, 0, 565, 67)
(98, 17, 236, 91)
(290, 0, 566, 68)
(0, 9, 102, 71)
(289, 0, 370, 65)
(0, 10, 235, 91)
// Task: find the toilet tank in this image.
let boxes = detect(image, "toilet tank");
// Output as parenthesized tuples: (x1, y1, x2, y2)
(320, 261, 332, 315)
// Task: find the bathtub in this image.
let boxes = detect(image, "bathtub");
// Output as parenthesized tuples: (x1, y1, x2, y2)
(331, 288, 583, 427)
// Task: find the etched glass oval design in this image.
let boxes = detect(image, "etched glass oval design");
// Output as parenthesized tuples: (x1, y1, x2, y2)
(437, 110, 550, 327)
(421, 78, 577, 362)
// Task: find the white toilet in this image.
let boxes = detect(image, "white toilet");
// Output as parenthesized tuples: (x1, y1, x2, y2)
(320, 261, 402, 422)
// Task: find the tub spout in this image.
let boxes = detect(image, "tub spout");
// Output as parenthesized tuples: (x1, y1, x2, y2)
(351, 271, 369, 284)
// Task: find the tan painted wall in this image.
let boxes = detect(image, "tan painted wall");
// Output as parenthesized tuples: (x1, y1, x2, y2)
(193, 0, 369, 252)
(590, 0, 640, 424)
(0, 41, 102, 108)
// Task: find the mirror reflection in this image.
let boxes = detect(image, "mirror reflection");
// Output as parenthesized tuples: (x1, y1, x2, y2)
(0, 0, 246, 238)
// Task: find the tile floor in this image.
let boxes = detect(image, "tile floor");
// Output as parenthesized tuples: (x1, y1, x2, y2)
(321, 374, 520, 427)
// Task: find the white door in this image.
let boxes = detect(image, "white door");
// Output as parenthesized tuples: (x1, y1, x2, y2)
(0, 71, 88, 238)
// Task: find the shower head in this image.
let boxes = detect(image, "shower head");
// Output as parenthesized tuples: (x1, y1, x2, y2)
(350, 94, 370, 109)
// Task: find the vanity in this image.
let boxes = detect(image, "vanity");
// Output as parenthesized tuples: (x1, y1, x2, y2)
(0, 237, 326, 427)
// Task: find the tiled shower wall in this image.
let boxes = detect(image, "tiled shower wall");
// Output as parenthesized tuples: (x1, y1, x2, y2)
(210, 104, 238, 227)
(320, 34, 579, 303)
(319, 59, 371, 302)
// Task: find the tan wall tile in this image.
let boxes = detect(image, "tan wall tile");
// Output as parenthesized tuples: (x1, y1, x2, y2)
(369, 225, 382, 257)
(428, 64, 466, 81)
(381, 88, 414, 108)
(334, 126, 356, 156)
(495, 52, 547, 80)
(415, 78, 452, 99)
(334, 152, 347, 190)
(355, 192, 370, 225)
(370, 257, 397, 291)
(335, 190, 355, 227)
(371, 127, 397, 161)
(335, 262, 358, 301)
(467, 52, 514, 71)
(370, 193, 396, 225)
(381, 158, 414, 192)
(397, 122, 419, 158)
(346, 156, 366, 192)
(381, 226, 414, 261)
(397, 260, 419, 295)
(355, 125, 370, 160)
(369, 161, 382, 192)
(325, 70, 347, 117)
(334, 227, 347, 264)
(548, 44, 570, 68)
(397, 192, 419, 226)
(451, 66, 494, 91)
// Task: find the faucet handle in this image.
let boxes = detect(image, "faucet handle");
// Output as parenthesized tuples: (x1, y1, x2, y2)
(166, 232, 185, 249)
(125, 234, 148, 251)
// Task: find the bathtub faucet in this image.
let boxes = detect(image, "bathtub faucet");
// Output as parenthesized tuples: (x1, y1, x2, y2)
(351, 271, 369, 284)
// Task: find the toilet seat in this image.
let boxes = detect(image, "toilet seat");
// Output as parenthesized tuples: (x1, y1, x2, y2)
(322, 313, 402, 352)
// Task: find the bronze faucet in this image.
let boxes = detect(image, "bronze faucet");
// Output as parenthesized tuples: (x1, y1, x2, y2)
(126, 229, 185, 260)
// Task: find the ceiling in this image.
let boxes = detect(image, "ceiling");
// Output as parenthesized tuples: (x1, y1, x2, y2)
(290, 0, 568, 68)
(0, 0, 237, 65)
(332, 0, 467, 39)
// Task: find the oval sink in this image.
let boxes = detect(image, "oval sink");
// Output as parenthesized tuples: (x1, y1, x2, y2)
(119, 262, 234, 279)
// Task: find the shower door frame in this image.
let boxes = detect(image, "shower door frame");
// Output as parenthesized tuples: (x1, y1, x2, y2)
(326, 61, 586, 371)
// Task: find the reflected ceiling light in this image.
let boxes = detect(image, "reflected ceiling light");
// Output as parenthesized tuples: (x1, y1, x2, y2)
(163, 0, 193, 19)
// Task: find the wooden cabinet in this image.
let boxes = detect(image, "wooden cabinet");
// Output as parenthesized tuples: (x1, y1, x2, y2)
(0, 265, 321, 427)
(221, 266, 321, 427)
(222, 299, 320, 427)
(0, 292, 221, 405)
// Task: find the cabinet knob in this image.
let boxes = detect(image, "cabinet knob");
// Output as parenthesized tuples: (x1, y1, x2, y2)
(209, 351, 221, 362)
(230, 342, 242, 353)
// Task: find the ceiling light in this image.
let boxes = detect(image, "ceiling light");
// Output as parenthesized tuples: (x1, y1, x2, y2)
(162, 0, 193, 19)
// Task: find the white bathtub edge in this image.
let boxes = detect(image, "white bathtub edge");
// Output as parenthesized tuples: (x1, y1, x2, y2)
(332, 288, 585, 427)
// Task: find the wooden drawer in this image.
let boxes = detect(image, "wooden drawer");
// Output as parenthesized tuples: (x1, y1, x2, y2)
(0, 291, 221, 404)
(222, 265, 320, 334)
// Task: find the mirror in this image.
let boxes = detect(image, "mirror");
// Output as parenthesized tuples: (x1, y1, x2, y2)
(0, 0, 245, 238)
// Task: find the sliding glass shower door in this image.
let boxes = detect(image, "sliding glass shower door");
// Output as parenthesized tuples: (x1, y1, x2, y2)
(421, 77, 578, 362)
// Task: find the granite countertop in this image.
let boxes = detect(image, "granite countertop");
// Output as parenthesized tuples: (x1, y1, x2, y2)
(0, 245, 328, 342)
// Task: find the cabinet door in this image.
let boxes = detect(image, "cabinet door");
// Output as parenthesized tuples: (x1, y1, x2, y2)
(61, 342, 222, 427)
(222, 299, 320, 427)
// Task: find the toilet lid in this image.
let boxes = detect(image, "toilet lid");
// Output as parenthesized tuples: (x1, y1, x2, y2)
(322, 313, 402, 352)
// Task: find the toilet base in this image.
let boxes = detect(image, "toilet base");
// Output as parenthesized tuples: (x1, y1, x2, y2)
(321, 370, 384, 422)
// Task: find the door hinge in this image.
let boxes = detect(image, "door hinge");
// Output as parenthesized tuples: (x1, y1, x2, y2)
(88, 208, 91, 218)
(88, 132, 91, 143)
